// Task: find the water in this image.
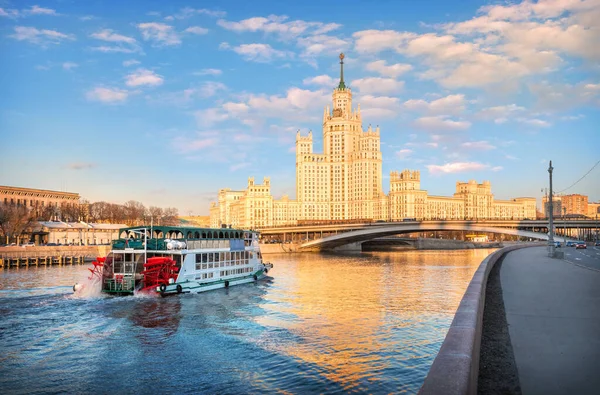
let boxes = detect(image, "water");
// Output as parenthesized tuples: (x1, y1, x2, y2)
(0, 249, 495, 394)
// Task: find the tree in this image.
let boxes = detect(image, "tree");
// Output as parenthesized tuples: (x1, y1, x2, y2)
(0, 204, 37, 244)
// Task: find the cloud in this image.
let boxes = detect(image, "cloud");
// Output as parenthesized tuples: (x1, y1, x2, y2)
(358, 95, 402, 119)
(185, 26, 209, 35)
(67, 162, 95, 170)
(427, 161, 490, 174)
(413, 116, 471, 132)
(123, 59, 141, 67)
(297, 35, 349, 58)
(365, 60, 413, 78)
(517, 118, 551, 127)
(62, 62, 78, 71)
(217, 15, 340, 39)
(137, 22, 181, 46)
(353, 30, 415, 53)
(9, 26, 74, 45)
(91, 46, 139, 54)
(91, 29, 136, 44)
(404, 94, 466, 115)
(491, 166, 503, 172)
(351, 77, 404, 95)
(26, 6, 57, 16)
(230, 162, 252, 171)
(195, 81, 227, 98)
(529, 81, 600, 111)
(193, 68, 222, 76)
(195, 108, 231, 127)
(303, 75, 336, 86)
(86, 87, 128, 103)
(396, 149, 413, 159)
(172, 137, 218, 153)
(476, 104, 525, 123)
(1, 6, 58, 18)
(460, 140, 496, 150)
(125, 68, 164, 87)
(227, 43, 292, 62)
(166, 7, 226, 20)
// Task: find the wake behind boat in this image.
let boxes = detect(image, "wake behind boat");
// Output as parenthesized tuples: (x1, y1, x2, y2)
(74, 225, 273, 297)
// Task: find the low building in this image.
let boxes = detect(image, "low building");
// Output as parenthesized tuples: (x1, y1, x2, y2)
(33, 221, 125, 245)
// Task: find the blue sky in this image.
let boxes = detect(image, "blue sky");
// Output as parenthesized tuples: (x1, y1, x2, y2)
(1, 0, 599, 215)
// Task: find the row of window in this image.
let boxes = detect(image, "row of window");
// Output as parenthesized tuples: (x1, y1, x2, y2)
(221, 267, 253, 277)
(195, 251, 255, 263)
(196, 259, 249, 271)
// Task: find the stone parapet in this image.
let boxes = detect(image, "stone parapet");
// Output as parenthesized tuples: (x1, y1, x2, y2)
(418, 243, 537, 395)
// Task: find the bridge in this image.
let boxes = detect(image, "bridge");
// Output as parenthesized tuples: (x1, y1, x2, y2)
(259, 219, 599, 251)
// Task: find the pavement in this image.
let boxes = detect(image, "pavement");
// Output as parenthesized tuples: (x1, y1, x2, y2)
(500, 245, 600, 395)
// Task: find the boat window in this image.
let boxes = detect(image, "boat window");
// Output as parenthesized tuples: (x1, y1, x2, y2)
(214, 253, 220, 262)
(187, 232, 193, 238)
(201, 263, 207, 270)
(225, 252, 230, 261)
(250, 251, 255, 259)
(202, 232, 206, 238)
(208, 263, 213, 269)
(194, 231, 200, 238)
(219, 231, 224, 239)
(195, 254, 201, 263)
(208, 252, 213, 262)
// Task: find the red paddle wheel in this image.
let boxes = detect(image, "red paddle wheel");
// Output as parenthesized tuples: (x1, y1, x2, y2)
(87, 257, 106, 281)
(140, 257, 179, 293)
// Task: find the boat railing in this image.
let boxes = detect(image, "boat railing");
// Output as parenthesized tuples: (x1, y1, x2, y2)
(103, 277, 135, 292)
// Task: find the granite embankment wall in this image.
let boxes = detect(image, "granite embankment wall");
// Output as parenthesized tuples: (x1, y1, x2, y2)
(418, 243, 537, 395)
(259, 239, 503, 254)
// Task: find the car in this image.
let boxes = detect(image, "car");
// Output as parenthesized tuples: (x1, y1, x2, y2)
(554, 241, 561, 248)
(595, 241, 600, 247)
(575, 243, 587, 249)
(566, 241, 577, 247)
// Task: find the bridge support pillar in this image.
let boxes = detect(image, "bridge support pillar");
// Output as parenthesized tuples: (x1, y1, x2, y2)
(332, 242, 363, 252)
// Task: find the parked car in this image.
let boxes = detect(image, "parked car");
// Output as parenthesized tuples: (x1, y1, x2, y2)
(22, 242, 35, 247)
(595, 241, 600, 247)
(575, 242, 587, 249)
(566, 241, 577, 247)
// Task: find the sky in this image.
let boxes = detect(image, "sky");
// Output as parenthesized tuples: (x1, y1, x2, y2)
(1, 0, 599, 216)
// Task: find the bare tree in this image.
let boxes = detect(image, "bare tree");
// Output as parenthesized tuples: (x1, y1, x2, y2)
(0, 204, 37, 245)
(124, 200, 146, 226)
(162, 207, 180, 226)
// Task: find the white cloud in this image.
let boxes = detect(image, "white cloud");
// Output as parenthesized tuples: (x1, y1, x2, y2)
(91, 46, 138, 54)
(404, 94, 466, 115)
(86, 87, 128, 103)
(196, 81, 227, 97)
(193, 68, 222, 76)
(461, 140, 496, 150)
(517, 118, 551, 127)
(185, 26, 209, 35)
(396, 149, 413, 159)
(351, 77, 404, 95)
(123, 59, 141, 67)
(358, 95, 402, 119)
(427, 161, 489, 174)
(125, 69, 164, 87)
(491, 166, 503, 172)
(26, 6, 57, 16)
(365, 60, 412, 78)
(172, 137, 218, 153)
(62, 62, 78, 71)
(137, 22, 181, 46)
(195, 108, 230, 127)
(230, 162, 252, 171)
(9, 26, 74, 45)
(529, 81, 600, 111)
(297, 35, 349, 57)
(0, 8, 19, 18)
(476, 104, 525, 122)
(167, 7, 226, 20)
(229, 43, 291, 62)
(353, 30, 415, 53)
(66, 162, 95, 170)
(91, 29, 136, 44)
(217, 15, 340, 39)
(413, 116, 471, 132)
(303, 75, 335, 86)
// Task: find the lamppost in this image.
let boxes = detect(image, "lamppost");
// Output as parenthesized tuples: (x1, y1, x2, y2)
(563, 207, 567, 246)
(547, 161, 555, 257)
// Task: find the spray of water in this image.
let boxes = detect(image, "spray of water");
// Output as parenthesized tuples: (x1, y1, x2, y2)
(72, 275, 103, 298)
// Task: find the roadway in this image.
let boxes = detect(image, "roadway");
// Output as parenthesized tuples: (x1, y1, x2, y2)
(560, 243, 600, 271)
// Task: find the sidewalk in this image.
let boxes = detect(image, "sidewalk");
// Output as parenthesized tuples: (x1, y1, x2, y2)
(500, 246, 600, 394)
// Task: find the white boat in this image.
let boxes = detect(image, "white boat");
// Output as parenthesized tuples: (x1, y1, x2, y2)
(75, 225, 273, 297)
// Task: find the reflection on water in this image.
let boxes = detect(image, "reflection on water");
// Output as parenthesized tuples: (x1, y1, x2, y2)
(0, 249, 494, 394)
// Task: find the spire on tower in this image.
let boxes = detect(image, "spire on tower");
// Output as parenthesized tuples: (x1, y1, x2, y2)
(337, 53, 346, 90)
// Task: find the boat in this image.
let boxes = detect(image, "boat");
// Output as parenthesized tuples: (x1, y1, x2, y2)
(74, 225, 273, 297)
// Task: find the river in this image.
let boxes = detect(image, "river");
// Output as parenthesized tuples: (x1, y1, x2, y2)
(0, 249, 494, 394)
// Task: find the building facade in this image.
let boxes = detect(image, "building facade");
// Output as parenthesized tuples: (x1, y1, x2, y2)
(209, 54, 537, 229)
(0, 185, 80, 219)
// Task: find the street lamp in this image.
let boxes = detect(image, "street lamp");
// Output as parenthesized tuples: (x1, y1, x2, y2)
(547, 161, 555, 257)
(563, 207, 567, 246)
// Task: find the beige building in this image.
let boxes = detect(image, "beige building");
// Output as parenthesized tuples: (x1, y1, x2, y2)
(209, 54, 537, 228)
(0, 185, 80, 218)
